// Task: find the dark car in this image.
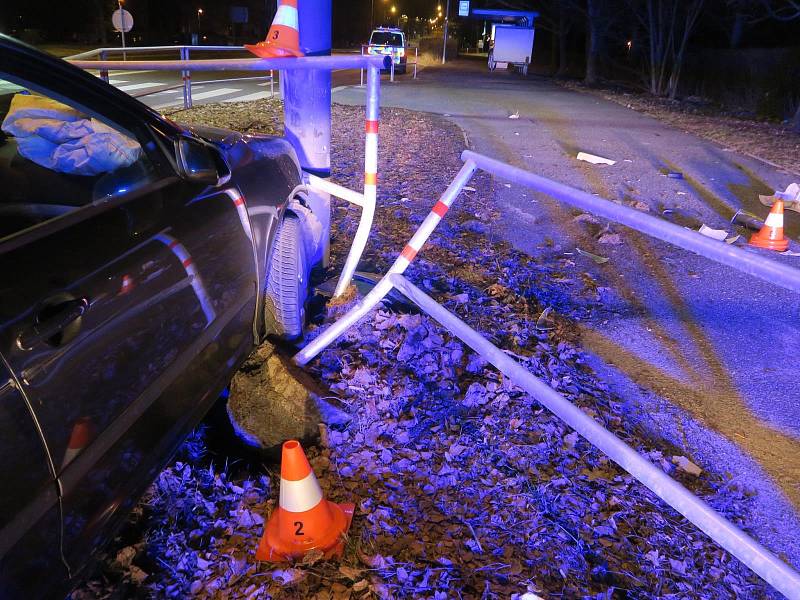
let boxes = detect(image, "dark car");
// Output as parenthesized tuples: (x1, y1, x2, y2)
(0, 34, 322, 598)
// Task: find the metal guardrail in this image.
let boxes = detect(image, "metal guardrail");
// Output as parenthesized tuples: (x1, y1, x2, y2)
(66, 45, 274, 109)
(360, 44, 418, 84)
(294, 151, 800, 599)
(68, 51, 388, 296)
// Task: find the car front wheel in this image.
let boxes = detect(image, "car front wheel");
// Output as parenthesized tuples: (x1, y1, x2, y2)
(264, 214, 308, 339)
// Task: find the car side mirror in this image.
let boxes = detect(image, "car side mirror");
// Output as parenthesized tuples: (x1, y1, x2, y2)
(175, 136, 231, 186)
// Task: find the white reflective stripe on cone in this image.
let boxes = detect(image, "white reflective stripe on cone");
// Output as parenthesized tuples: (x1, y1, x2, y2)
(273, 5, 299, 30)
(280, 472, 323, 513)
(764, 212, 783, 227)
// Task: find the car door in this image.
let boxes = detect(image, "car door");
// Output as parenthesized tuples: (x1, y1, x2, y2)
(0, 357, 65, 599)
(0, 66, 258, 579)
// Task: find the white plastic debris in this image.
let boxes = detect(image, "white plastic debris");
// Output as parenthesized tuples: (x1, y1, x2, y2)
(508, 111, 520, 119)
(760, 183, 800, 211)
(576, 247, 610, 264)
(672, 456, 702, 476)
(698, 224, 728, 241)
(576, 152, 616, 166)
(780, 249, 800, 257)
(536, 306, 555, 331)
(777, 183, 800, 202)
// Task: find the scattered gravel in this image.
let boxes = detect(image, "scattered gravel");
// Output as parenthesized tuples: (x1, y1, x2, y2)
(71, 99, 774, 599)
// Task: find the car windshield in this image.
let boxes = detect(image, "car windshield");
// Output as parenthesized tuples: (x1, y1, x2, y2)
(370, 32, 403, 46)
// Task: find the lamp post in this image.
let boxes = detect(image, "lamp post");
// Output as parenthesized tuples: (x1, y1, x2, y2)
(441, 0, 450, 63)
(197, 8, 203, 39)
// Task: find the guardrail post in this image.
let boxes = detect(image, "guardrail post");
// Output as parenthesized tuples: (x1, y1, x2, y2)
(390, 57, 395, 82)
(414, 48, 418, 79)
(180, 46, 192, 108)
(332, 63, 381, 297)
(270, 70, 274, 97)
(99, 50, 109, 82)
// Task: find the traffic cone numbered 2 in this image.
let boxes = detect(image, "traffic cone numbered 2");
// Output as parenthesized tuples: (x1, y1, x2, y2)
(749, 199, 789, 252)
(245, 0, 304, 58)
(256, 440, 354, 562)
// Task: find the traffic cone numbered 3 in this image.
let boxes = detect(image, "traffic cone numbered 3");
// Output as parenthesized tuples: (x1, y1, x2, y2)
(256, 440, 354, 562)
(245, 0, 304, 58)
(749, 199, 789, 252)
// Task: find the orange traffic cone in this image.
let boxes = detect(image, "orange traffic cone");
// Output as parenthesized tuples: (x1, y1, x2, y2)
(749, 199, 789, 252)
(61, 417, 94, 470)
(256, 440, 354, 562)
(245, 0, 304, 58)
(119, 274, 134, 295)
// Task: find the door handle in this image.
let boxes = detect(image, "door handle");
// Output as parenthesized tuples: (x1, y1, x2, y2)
(17, 297, 89, 351)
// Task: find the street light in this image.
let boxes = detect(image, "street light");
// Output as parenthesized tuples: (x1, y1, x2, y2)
(197, 8, 203, 37)
(441, 0, 450, 64)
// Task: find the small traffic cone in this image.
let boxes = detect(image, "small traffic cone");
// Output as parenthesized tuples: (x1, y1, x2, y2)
(256, 440, 354, 562)
(749, 199, 789, 252)
(245, 0, 304, 59)
(119, 274, 134, 295)
(61, 417, 94, 470)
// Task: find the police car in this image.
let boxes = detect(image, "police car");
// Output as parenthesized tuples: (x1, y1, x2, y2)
(367, 27, 407, 74)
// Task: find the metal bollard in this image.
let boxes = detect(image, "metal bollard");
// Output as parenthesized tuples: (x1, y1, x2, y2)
(99, 50, 109, 83)
(390, 59, 394, 82)
(414, 48, 418, 79)
(180, 46, 192, 108)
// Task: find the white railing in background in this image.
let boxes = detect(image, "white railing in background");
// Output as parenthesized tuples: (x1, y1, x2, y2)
(66, 46, 274, 109)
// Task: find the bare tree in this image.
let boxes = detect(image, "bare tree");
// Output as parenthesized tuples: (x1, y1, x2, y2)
(627, 0, 706, 98)
(716, 0, 800, 47)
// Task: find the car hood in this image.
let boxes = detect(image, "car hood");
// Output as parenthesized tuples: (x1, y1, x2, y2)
(183, 123, 301, 175)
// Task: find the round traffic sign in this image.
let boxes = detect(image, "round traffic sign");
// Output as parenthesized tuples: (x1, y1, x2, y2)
(112, 9, 133, 33)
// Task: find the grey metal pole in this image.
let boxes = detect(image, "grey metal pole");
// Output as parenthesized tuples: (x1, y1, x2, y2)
(441, 0, 450, 63)
(118, 1, 127, 61)
(387, 272, 800, 600)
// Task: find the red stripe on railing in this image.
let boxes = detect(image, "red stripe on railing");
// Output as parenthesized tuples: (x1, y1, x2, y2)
(365, 120, 379, 134)
(364, 172, 378, 186)
(401, 245, 418, 262)
(182, 258, 193, 268)
(432, 201, 449, 217)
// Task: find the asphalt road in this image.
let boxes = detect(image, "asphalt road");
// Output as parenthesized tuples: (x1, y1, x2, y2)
(332, 57, 800, 569)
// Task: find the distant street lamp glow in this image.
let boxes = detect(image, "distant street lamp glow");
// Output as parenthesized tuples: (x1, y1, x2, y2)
(197, 8, 203, 39)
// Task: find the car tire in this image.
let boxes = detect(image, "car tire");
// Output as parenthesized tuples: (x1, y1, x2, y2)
(264, 214, 308, 339)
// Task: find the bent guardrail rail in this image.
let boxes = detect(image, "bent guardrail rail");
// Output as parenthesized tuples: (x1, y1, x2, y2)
(293, 150, 800, 599)
(69, 53, 388, 296)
